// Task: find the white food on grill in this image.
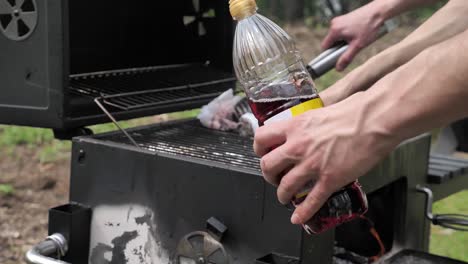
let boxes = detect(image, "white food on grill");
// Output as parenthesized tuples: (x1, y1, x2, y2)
(198, 89, 254, 134)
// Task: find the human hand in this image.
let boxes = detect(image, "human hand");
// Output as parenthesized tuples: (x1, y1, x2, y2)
(253, 93, 399, 225)
(322, 5, 384, 71)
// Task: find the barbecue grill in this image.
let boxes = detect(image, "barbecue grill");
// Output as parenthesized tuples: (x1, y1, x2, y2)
(1, 0, 468, 263)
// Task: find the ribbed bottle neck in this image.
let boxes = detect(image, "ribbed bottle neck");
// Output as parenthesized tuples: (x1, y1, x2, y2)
(229, 0, 258, 20)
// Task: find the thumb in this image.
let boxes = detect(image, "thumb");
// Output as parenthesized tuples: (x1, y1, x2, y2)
(336, 43, 361, 71)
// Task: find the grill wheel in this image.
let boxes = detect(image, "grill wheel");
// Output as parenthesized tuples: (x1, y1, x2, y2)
(176, 231, 229, 264)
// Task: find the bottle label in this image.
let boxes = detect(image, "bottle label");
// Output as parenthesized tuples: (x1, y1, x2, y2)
(264, 98, 324, 125)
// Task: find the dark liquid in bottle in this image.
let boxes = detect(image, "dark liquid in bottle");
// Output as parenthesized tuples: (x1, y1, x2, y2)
(294, 182, 368, 234)
(249, 84, 368, 234)
(248, 96, 317, 125)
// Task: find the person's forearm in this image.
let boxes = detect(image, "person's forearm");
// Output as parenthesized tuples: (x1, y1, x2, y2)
(345, 0, 439, 32)
(374, 0, 439, 23)
(362, 29, 468, 143)
(320, 0, 468, 106)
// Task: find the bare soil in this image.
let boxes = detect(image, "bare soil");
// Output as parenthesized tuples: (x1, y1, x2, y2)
(0, 24, 417, 263)
(0, 147, 70, 264)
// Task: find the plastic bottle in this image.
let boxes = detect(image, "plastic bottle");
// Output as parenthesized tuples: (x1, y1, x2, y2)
(229, 0, 368, 234)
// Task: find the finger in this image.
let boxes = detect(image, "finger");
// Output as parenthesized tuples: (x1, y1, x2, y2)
(336, 43, 361, 71)
(290, 180, 331, 225)
(321, 30, 340, 50)
(253, 122, 287, 157)
(277, 163, 318, 205)
(260, 144, 295, 186)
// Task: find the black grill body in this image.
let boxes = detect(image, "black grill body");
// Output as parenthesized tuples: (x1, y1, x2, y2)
(68, 119, 446, 263)
(0, 0, 234, 130)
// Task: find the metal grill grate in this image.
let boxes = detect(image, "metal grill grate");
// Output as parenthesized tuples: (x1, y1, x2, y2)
(99, 120, 261, 172)
(69, 64, 236, 111)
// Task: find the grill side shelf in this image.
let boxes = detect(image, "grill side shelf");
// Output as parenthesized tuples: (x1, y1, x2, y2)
(427, 154, 468, 184)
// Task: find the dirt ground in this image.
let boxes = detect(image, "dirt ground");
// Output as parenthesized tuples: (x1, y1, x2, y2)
(0, 25, 417, 263)
(0, 147, 70, 263)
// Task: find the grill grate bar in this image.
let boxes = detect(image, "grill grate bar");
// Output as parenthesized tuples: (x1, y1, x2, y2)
(138, 137, 259, 166)
(140, 142, 259, 169)
(69, 64, 236, 111)
(101, 120, 261, 172)
(137, 124, 257, 153)
(105, 92, 227, 111)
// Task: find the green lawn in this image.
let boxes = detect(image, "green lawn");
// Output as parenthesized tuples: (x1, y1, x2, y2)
(0, 109, 200, 161)
(430, 190, 468, 262)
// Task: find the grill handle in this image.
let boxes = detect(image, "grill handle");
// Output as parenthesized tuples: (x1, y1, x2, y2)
(25, 234, 70, 264)
(416, 185, 468, 231)
(307, 19, 398, 79)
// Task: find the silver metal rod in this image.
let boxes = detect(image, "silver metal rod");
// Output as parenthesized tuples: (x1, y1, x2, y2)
(416, 185, 434, 221)
(94, 98, 141, 149)
(70, 63, 194, 78)
(25, 234, 70, 264)
(307, 19, 398, 79)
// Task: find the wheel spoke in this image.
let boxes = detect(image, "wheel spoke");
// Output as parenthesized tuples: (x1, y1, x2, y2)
(16, 0, 23, 8)
(198, 23, 206, 36)
(183, 16, 195, 25)
(0, 0, 12, 14)
(6, 0, 15, 8)
(203, 236, 220, 258)
(4, 18, 18, 36)
(177, 238, 198, 260)
(192, 0, 199, 12)
(19, 11, 35, 29)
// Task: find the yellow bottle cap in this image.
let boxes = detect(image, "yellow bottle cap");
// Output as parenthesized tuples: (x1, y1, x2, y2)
(229, 0, 257, 20)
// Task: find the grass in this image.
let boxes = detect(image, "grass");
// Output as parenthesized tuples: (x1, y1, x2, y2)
(315, 69, 347, 92)
(0, 184, 14, 196)
(0, 126, 54, 147)
(430, 190, 468, 262)
(0, 110, 201, 163)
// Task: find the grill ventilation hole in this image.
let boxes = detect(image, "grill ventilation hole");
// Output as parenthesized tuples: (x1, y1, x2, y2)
(183, 0, 216, 36)
(0, 0, 37, 41)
